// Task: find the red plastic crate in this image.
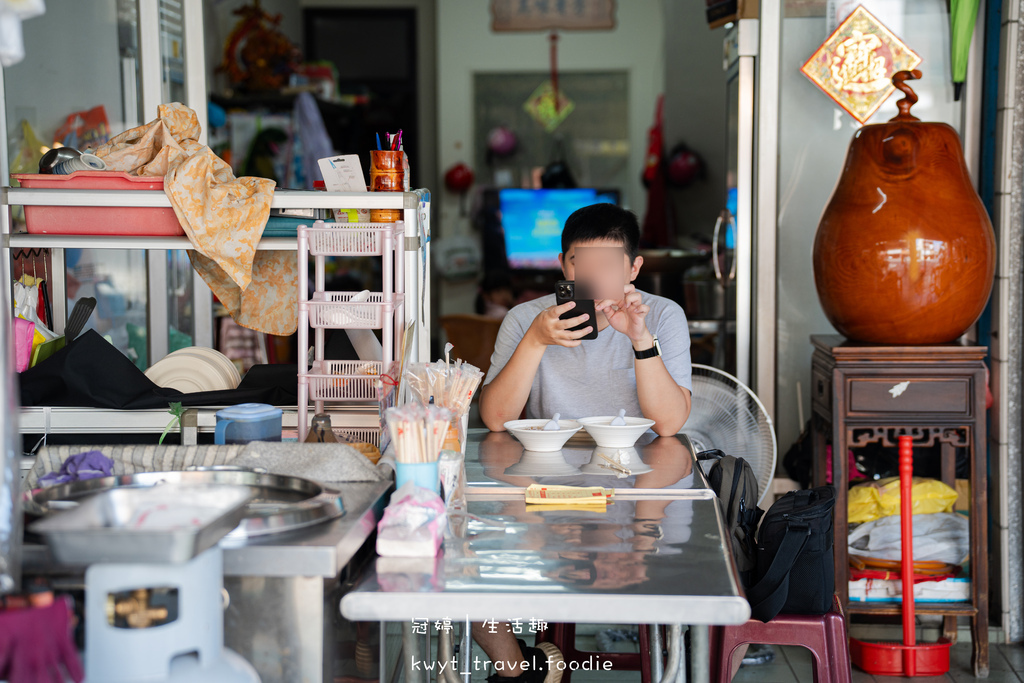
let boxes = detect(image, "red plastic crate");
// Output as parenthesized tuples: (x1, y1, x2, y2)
(11, 171, 185, 236)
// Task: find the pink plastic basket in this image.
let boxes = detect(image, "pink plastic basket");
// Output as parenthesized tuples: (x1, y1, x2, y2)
(12, 171, 185, 236)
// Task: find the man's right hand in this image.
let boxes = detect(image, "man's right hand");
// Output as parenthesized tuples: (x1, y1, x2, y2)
(526, 301, 593, 348)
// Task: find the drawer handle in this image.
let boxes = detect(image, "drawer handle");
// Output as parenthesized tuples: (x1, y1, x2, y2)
(889, 381, 910, 398)
(817, 378, 824, 395)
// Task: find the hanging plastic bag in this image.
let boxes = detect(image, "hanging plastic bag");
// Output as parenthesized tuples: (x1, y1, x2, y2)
(848, 476, 958, 524)
(12, 281, 55, 342)
(848, 512, 969, 565)
(12, 318, 34, 372)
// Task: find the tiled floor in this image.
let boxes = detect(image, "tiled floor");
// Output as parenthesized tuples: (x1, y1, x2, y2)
(383, 623, 1024, 682)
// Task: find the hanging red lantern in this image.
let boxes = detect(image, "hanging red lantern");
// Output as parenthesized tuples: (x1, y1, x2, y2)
(444, 163, 474, 194)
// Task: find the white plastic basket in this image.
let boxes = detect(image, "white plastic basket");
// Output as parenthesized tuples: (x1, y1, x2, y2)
(336, 426, 382, 448)
(302, 221, 404, 257)
(306, 292, 403, 329)
(306, 360, 386, 401)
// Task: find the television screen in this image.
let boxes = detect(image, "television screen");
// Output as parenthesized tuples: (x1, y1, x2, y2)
(497, 189, 620, 270)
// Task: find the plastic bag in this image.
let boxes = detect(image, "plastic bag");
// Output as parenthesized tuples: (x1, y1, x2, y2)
(54, 105, 110, 151)
(848, 512, 969, 565)
(8, 119, 46, 176)
(848, 476, 958, 524)
(12, 318, 33, 372)
(376, 481, 446, 557)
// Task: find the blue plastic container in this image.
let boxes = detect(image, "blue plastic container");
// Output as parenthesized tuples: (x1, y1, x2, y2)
(394, 460, 440, 494)
(214, 403, 283, 445)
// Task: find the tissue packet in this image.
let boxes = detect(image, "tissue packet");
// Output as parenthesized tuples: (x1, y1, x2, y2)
(376, 481, 446, 557)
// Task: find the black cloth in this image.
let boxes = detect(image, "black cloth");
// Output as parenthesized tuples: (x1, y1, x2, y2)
(20, 330, 298, 409)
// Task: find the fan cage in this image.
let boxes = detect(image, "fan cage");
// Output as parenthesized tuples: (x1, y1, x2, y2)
(685, 364, 777, 506)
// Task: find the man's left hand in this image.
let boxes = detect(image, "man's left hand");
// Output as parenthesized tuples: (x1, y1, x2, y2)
(595, 284, 651, 343)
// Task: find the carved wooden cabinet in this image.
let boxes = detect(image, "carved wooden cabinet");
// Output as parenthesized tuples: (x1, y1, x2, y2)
(809, 335, 989, 677)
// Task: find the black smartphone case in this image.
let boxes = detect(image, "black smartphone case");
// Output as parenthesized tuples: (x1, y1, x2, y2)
(556, 280, 599, 340)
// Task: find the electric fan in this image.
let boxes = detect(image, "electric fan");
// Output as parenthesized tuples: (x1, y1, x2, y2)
(683, 364, 777, 506)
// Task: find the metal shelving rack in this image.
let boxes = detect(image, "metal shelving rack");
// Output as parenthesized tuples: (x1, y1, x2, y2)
(2, 187, 433, 438)
(296, 219, 406, 442)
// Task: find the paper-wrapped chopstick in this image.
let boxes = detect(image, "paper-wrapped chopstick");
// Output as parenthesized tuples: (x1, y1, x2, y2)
(402, 358, 483, 419)
(384, 403, 452, 463)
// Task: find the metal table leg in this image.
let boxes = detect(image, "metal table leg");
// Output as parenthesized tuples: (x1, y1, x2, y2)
(402, 621, 423, 683)
(461, 617, 472, 683)
(379, 622, 387, 683)
(689, 624, 709, 683)
(650, 623, 664, 682)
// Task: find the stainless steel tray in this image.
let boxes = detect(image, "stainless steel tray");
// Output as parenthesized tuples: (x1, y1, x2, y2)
(28, 469, 345, 543)
(30, 483, 252, 564)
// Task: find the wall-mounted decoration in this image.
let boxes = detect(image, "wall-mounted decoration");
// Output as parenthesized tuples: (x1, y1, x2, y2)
(524, 81, 575, 132)
(490, 0, 615, 32)
(800, 5, 921, 124)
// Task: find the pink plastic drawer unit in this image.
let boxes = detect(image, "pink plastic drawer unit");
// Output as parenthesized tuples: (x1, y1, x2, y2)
(11, 171, 185, 236)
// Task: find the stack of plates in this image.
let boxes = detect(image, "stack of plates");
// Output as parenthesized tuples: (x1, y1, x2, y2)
(145, 347, 242, 394)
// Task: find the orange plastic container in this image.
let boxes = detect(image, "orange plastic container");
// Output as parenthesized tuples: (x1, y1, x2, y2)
(11, 171, 185, 236)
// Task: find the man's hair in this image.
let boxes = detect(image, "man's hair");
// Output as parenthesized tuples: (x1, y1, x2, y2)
(561, 203, 640, 261)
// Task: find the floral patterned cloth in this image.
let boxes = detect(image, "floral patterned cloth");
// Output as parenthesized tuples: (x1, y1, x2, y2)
(93, 103, 297, 335)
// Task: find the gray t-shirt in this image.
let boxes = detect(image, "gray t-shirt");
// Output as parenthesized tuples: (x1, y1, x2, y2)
(483, 291, 692, 420)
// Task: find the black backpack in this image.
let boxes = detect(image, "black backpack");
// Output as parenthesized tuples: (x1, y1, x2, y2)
(698, 449, 763, 588)
(747, 486, 836, 622)
(699, 449, 836, 623)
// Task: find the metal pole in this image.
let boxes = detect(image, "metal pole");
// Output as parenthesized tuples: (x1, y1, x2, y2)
(650, 624, 664, 682)
(676, 625, 689, 683)
(754, 0, 782, 414)
(461, 617, 472, 683)
(379, 622, 387, 683)
(402, 621, 423, 683)
(424, 623, 431, 682)
(0, 241, 20, 594)
(660, 624, 682, 683)
(689, 625, 709, 683)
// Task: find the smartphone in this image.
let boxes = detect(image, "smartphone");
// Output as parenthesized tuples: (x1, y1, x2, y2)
(556, 280, 599, 341)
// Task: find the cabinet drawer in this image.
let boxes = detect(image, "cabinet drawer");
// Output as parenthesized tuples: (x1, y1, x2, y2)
(812, 366, 831, 414)
(847, 378, 971, 415)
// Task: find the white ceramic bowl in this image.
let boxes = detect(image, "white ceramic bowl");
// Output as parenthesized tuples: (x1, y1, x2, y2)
(576, 416, 657, 448)
(503, 419, 582, 452)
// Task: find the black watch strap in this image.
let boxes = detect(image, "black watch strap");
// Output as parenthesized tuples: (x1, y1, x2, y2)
(634, 335, 661, 360)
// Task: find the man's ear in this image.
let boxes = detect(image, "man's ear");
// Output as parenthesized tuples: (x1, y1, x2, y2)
(630, 255, 644, 281)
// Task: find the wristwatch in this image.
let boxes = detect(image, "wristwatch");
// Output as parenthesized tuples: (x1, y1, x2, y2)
(634, 335, 661, 360)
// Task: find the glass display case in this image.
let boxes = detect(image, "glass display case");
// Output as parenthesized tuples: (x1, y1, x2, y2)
(771, 0, 979, 453)
(2, 0, 211, 367)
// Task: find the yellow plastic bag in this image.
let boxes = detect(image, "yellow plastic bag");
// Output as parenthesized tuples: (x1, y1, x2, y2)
(848, 477, 958, 524)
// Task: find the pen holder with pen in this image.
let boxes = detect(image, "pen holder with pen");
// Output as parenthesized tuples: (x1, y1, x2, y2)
(370, 150, 404, 223)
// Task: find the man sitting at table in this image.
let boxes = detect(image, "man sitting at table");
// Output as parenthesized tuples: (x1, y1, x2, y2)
(472, 203, 693, 681)
(479, 202, 692, 435)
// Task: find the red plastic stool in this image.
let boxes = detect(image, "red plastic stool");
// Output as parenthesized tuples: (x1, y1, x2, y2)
(709, 595, 852, 683)
(536, 623, 653, 683)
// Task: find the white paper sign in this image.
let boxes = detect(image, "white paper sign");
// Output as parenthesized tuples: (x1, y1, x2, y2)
(317, 154, 370, 223)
